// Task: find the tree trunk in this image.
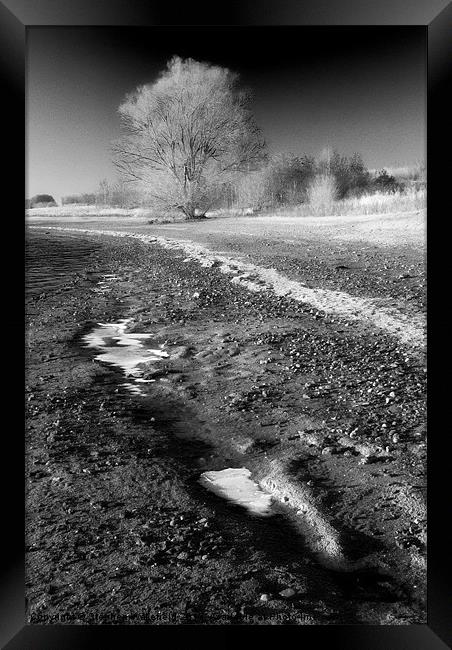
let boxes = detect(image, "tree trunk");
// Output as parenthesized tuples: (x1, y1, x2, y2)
(182, 204, 207, 220)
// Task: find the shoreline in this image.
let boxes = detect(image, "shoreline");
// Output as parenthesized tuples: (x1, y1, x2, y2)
(29, 225, 426, 352)
(26, 228, 426, 624)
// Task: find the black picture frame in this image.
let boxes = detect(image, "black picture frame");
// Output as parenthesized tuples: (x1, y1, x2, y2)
(2, 0, 450, 647)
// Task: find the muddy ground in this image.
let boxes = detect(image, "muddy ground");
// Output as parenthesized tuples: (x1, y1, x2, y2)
(25, 222, 426, 625)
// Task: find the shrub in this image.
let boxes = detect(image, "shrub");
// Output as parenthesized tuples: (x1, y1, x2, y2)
(265, 153, 316, 206)
(318, 151, 371, 199)
(372, 169, 403, 193)
(307, 174, 338, 213)
(61, 193, 97, 205)
(28, 194, 58, 208)
(234, 169, 269, 210)
(33, 201, 58, 208)
(269, 187, 425, 218)
(231, 153, 316, 211)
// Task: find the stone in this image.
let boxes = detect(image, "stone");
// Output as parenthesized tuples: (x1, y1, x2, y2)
(279, 588, 296, 598)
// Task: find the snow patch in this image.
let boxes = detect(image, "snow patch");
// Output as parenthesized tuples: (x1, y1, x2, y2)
(199, 467, 273, 516)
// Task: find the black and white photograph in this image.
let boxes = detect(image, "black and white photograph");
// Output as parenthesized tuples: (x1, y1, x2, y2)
(21, 17, 430, 630)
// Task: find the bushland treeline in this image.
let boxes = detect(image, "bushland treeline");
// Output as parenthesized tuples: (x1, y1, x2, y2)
(61, 153, 426, 212)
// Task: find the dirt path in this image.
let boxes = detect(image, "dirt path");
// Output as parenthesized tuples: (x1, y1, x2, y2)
(26, 228, 426, 625)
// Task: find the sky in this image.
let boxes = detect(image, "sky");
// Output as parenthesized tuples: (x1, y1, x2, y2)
(26, 26, 426, 202)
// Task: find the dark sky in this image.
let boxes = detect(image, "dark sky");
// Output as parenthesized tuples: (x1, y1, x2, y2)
(26, 26, 426, 200)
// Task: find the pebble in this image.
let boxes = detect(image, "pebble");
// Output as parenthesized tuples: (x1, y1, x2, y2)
(28, 227, 426, 619)
(321, 446, 334, 455)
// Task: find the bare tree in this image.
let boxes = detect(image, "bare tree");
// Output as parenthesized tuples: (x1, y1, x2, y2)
(113, 56, 266, 219)
(97, 178, 110, 206)
(235, 168, 269, 211)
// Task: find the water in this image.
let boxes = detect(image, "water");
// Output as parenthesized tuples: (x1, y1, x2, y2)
(25, 230, 102, 296)
(26, 230, 169, 396)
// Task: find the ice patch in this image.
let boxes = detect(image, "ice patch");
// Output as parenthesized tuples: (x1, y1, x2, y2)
(83, 319, 168, 389)
(199, 467, 273, 516)
(122, 382, 145, 396)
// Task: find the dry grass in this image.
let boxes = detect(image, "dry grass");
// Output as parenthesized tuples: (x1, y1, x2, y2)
(270, 187, 426, 218)
(339, 188, 426, 214)
(25, 204, 184, 222)
(26, 205, 152, 217)
(26, 187, 426, 223)
(306, 174, 338, 214)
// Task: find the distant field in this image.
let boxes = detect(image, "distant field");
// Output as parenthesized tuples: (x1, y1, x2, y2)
(26, 186, 426, 223)
(27, 205, 425, 249)
(26, 205, 158, 218)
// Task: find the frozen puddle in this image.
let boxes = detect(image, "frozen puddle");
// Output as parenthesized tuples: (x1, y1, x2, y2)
(83, 318, 168, 394)
(199, 468, 273, 516)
